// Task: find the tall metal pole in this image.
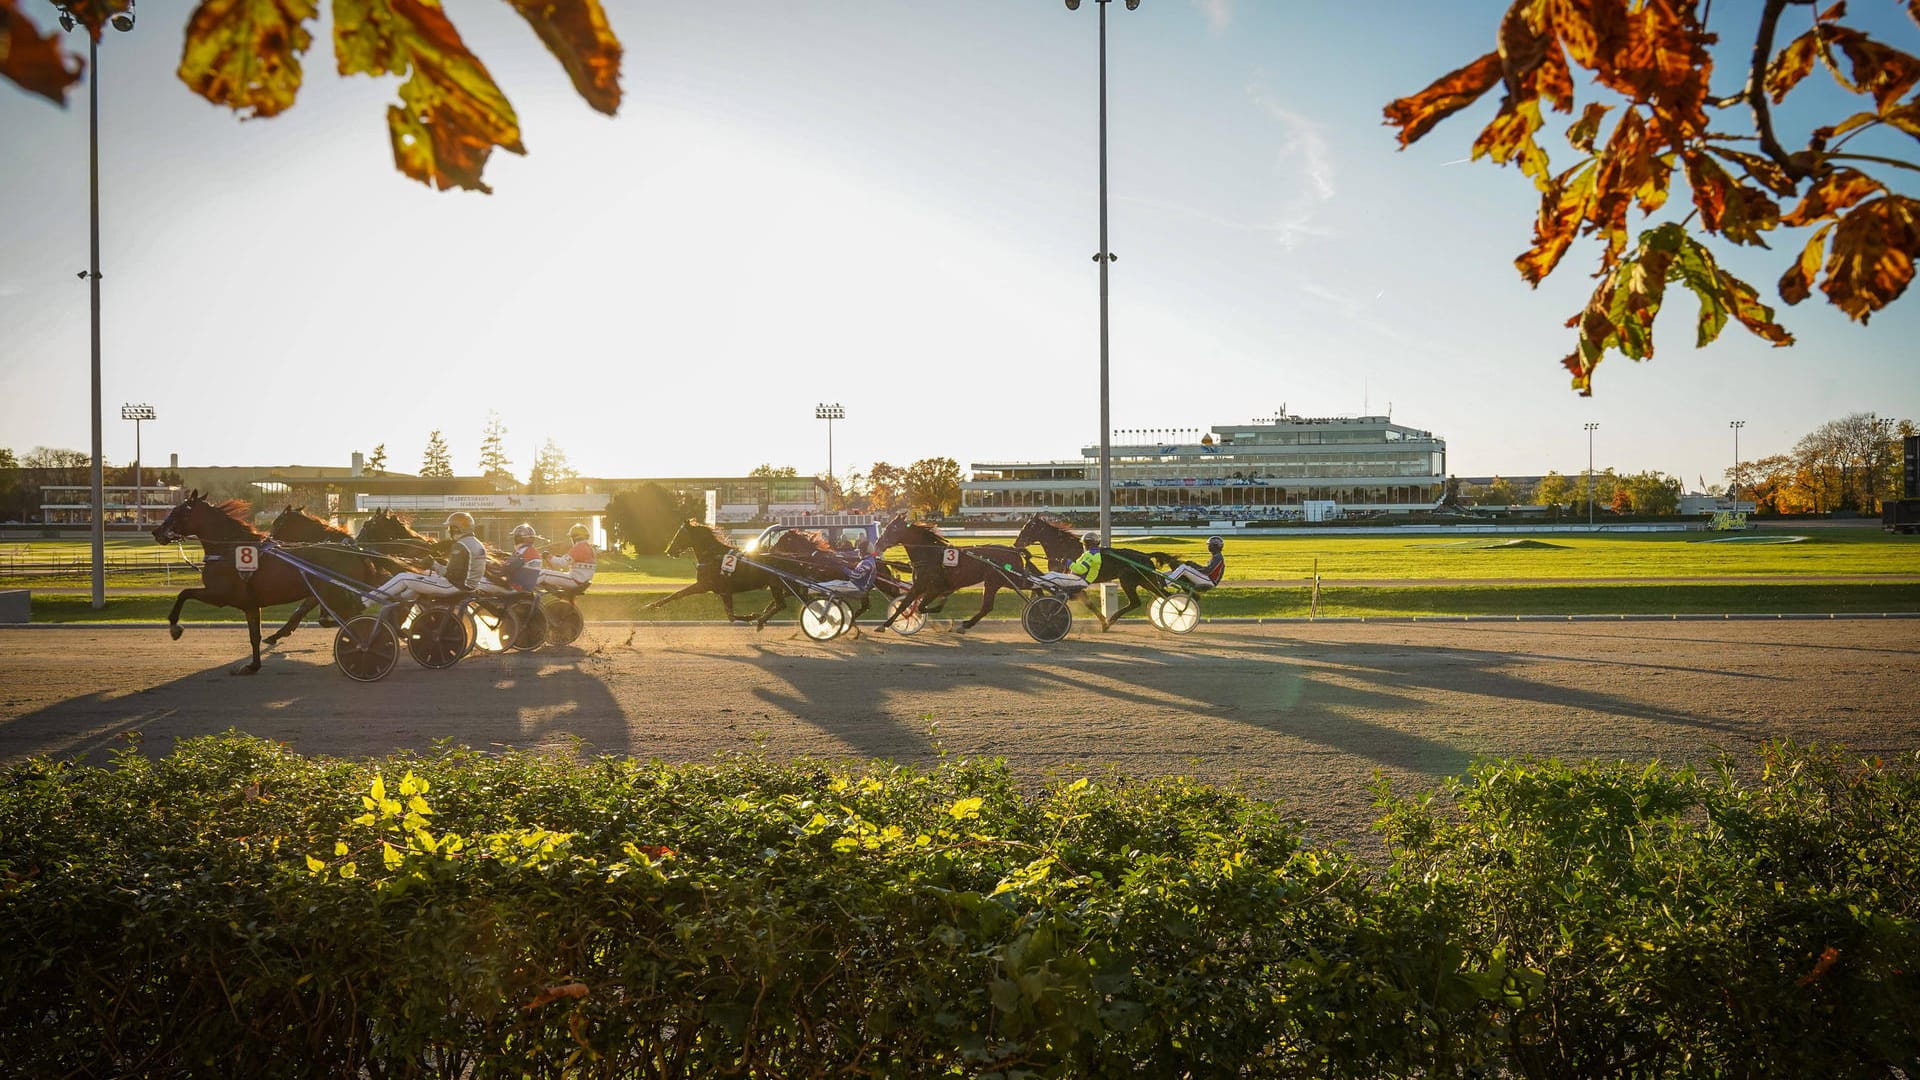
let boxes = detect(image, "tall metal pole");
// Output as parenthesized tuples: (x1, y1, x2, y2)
(88, 31, 105, 610)
(815, 403, 843, 508)
(1729, 419, 1744, 507)
(1585, 422, 1599, 527)
(1095, 0, 1112, 541)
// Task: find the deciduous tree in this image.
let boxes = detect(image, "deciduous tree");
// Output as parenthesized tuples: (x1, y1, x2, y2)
(1535, 470, 1579, 507)
(865, 463, 909, 513)
(904, 457, 963, 518)
(4, 0, 624, 194)
(1616, 470, 1683, 515)
(1386, 0, 1920, 395)
(749, 464, 798, 478)
(420, 431, 453, 479)
(605, 483, 701, 555)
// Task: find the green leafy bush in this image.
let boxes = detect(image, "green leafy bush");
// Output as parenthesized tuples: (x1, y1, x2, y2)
(1, 737, 1914, 1077)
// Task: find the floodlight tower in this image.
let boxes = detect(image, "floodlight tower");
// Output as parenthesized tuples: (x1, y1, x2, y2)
(1584, 422, 1600, 527)
(1728, 419, 1745, 507)
(121, 403, 154, 526)
(816, 403, 844, 503)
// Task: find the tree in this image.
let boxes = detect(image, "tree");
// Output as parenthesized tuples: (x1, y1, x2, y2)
(0, 448, 15, 469)
(903, 457, 963, 518)
(420, 431, 453, 479)
(367, 444, 388, 474)
(478, 412, 513, 483)
(865, 462, 910, 514)
(4, 0, 624, 194)
(749, 464, 798, 478)
(605, 484, 702, 555)
(529, 438, 578, 494)
(1477, 477, 1520, 506)
(1535, 471, 1579, 508)
(1793, 411, 1903, 511)
(1386, 1, 1919, 395)
(1616, 470, 1683, 515)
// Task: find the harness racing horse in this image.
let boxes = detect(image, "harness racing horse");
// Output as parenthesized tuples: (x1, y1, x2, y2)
(150, 492, 377, 674)
(260, 506, 384, 646)
(758, 525, 908, 632)
(650, 520, 843, 630)
(1013, 514, 1168, 629)
(872, 514, 1039, 633)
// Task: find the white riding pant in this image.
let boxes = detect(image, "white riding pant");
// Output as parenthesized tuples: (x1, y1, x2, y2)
(1163, 563, 1214, 589)
(372, 572, 464, 604)
(538, 568, 590, 593)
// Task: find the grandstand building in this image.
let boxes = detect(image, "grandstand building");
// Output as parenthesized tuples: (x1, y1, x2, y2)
(961, 410, 1447, 521)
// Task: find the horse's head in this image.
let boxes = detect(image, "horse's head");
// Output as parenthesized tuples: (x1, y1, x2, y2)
(666, 519, 723, 559)
(152, 490, 254, 545)
(1016, 515, 1082, 564)
(874, 514, 912, 553)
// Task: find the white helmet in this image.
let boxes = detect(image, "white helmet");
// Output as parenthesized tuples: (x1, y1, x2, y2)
(444, 511, 474, 534)
(1083, 532, 1102, 549)
(511, 523, 537, 542)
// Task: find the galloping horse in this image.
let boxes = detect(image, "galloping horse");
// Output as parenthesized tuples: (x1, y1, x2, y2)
(872, 514, 1039, 632)
(151, 492, 376, 674)
(1013, 514, 1167, 629)
(650, 520, 843, 629)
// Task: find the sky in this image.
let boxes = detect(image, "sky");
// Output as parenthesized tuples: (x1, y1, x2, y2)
(2, 0, 1915, 491)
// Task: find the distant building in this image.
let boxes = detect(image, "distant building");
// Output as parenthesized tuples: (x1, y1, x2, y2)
(961, 409, 1447, 520)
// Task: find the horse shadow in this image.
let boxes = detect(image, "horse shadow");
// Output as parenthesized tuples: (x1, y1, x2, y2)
(0, 632, 638, 767)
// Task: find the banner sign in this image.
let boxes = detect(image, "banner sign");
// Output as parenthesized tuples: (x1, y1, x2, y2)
(357, 493, 609, 512)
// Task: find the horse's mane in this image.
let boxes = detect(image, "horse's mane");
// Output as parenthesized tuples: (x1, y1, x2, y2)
(212, 498, 252, 524)
(773, 528, 836, 555)
(1033, 513, 1075, 532)
(908, 520, 946, 542)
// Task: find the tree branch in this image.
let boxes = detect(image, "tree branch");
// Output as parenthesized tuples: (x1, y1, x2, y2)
(1826, 152, 1920, 176)
(1749, 0, 1815, 182)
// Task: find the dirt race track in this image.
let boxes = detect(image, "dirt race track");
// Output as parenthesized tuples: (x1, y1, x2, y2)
(3, 618, 1917, 849)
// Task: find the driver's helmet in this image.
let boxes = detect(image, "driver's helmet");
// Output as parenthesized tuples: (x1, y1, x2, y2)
(1207, 535, 1224, 552)
(1083, 532, 1102, 550)
(568, 522, 589, 541)
(510, 523, 537, 543)
(444, 511, 475, 535)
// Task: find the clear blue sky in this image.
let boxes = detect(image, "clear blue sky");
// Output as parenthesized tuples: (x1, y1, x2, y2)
(2, 1, 1914, 489)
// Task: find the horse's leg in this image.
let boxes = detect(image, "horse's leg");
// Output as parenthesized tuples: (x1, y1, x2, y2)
(235, 607, 263, 675)
(961, 580, 1000, 630)
(878, 581, 930, 631)
(753, 590, 787, 631)
(1106, 580, 1142, 629)
(265, 599, 315, 646)
(647, 582, 710, 610)
(166, 588, 214, 641)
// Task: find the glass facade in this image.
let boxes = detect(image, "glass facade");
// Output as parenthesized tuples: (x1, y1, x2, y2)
(961, 413, 1446, 519)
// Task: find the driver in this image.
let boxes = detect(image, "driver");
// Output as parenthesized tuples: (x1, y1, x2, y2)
(1068, 532, 1103, 581)
(538, 522, 597, 592)
(1163, 535, 1226, 590)
(369, 511, 486, 608)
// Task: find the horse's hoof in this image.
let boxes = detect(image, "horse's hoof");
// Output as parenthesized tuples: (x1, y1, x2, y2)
(230, 664, 260, 677)
(168, 625, 183, 641)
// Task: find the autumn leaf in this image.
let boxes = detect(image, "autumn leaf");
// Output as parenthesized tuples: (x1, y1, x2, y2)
(1767, 29, 1819, 104)
(1779, 221, 1836, 304)
(1518, 159, 1597, 284)
(335, 0, 525, 193)
(1704, 145, 1795, 197)
(1819, 194, 1920, 321)
(1781, 167, 1884, 226)
(0, 0, 85, 104)
(1819, 26, 1920, 110)
(1882, 101, 1920, 138)
(1473, 97, 1552, 189)
(1682, 151, 1780, 245)
(524, 982, 589, 1010)
(506, 0, 621, 115)
(1567, 101, 1611, 153)
(179, 0, 317, 119)
(1384, 51, 1504, 148)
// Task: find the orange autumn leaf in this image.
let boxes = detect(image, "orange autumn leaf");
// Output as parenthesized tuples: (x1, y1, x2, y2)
(1384, 51, 1504, 148)
(0, 0, 84, 104)
(1819, 194, 1920, 321)
(1819, 25, 1920, 110)
(1767, 29, 1819, 104)
(1779, 221, 1836, 305)
(524, 982, 589, 1010)
(1704, 146, 1795, 197)
(335, 0, 525, 193)
(1682, 151, 1780, 245)
(1474, 97, 1551, 188)
(178, 0, 318, 119)
(506, 0, 620, 115)
(1781, 168, 1885, 227)
(1518, 159, 1598, 284)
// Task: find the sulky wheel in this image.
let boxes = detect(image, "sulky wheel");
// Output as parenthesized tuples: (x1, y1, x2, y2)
(1148, 596, 1169, 631)
(406, 606, 471, 669)
(334, 616, 400, 683)
(800, 597, 854, 641)
(1021, 595, 1073, 644)
(542, 596, 585, 646)
(510, 596, 547, 651)
(1157, 592, 1201, 635)
(471, 603, 519, 655)
(885, 595, 927, 636)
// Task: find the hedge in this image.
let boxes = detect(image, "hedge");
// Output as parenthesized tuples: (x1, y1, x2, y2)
(1, 737, 1915, 1078)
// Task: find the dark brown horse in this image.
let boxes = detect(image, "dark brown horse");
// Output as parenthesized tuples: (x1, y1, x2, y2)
(650, 520, 845, 629)
(261, 505, 384, 646)
(150, 492, 377, 674)
(872, 514, 1039, 632)
(1013, 514, 1169, 628)
(757, 525, 909, 628)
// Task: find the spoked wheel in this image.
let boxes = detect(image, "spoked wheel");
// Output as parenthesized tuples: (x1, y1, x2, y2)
(885, 595, 927, 636)
(406, 607, 471, 669)
(543, 596, 584, 646)
(471, 603, 519, 654)
(333, 616, 400, 683)
(1021, 595, 1073, 643)
(800, 597, 854, 641)
(509, 596, 547, 651)
(1155, 593, 1201, 635)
